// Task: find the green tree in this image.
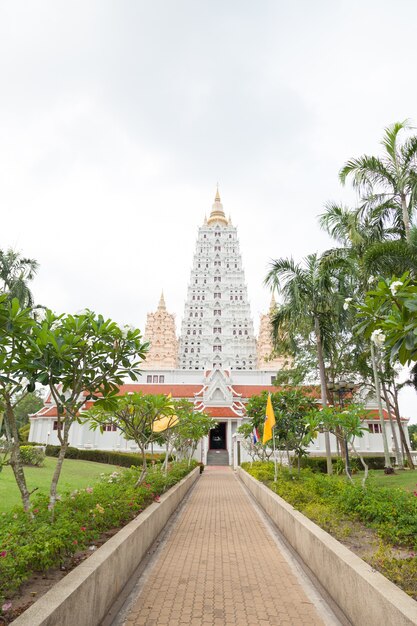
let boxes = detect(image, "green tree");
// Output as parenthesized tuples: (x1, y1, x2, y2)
(169, 404, 214, 466)
(408, 424, 417, 451)
(87, 392, 175, 484)
(306, 404, 369, 484)
(265, 254, 342, 474)
(22, 309, 148, 508)
(0, 248, 38, 307)
(245, 389, 316, 472)
(340, 120, 417, 243)
(0, 296, 37, 511)
(13, 390, 44, 432)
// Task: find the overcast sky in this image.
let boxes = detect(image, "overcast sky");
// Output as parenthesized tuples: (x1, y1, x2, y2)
(1, 1, 417, 420)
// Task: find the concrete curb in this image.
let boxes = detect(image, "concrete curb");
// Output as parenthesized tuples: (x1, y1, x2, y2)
(12, 467, 200, 626)
(237, 467, 417, 626)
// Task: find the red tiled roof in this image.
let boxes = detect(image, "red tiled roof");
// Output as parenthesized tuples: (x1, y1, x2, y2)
(119, 384, 203, 397)
(365, 409, 408, 422)
(203, 407, 242, 418)
(232, 385, 321, 399)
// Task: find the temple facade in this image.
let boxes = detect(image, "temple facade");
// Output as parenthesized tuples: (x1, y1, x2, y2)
(29, 189, 412, 464)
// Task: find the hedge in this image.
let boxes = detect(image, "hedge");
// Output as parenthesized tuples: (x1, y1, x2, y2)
(44, 446, 166, 467)
(300, 455, 396, 473)
(25, 443, 165, 467)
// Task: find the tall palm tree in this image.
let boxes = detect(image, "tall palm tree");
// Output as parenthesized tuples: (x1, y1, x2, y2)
(339, 120, 417, 243)
(319, 203, 415, 469)
(0, 248, 38, 307)
(265, 253, 342, 474)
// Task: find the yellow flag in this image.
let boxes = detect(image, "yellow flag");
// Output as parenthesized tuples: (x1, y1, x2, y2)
(152, 393, 178, 432)
(152, 414, 179, 432)
(262, 393, 276, 444)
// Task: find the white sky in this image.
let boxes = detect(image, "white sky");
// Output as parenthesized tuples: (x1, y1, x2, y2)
(1, 0, 416, 421)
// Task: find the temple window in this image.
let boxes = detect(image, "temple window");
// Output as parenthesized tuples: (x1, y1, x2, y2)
(147, 375, 152, 383)
(153, 375, 158, 383)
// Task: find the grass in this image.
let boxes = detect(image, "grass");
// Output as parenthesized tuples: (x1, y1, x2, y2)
(359, 469, 417, 491)
(0, 457, 120, 513)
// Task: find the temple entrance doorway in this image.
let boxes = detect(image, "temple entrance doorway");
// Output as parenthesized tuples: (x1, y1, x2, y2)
(209, 422, 226, 450)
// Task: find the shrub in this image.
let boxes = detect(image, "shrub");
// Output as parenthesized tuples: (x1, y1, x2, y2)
(243, 462, 417, 549)
(43, 445, 166, 467)
(19, 445, 45, 467)
(0, 460, 196, 607)
(18, 424, 30, 443)
(299, 455, 395, 473)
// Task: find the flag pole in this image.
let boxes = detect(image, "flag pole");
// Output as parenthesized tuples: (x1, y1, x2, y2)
(272, 425, 277, 482)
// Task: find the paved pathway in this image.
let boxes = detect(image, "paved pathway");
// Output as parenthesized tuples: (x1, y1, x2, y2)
(120, 468, 339, 626)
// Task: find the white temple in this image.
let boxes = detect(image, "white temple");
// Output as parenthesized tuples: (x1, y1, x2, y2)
(29, 189, 412, 465)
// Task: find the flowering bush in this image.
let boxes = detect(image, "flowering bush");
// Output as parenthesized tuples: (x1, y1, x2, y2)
(19, 445, 45, 467)
(0, 461, 196, 608)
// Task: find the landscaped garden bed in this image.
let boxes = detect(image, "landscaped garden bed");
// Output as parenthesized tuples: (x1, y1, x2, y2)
(242, 462, 417, 600)
(0, 461, 197, 624)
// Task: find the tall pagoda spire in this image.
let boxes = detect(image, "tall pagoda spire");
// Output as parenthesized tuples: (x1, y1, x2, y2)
(142, 293, 178, 370)
(158, 290, 166, 311)
(179, 191, 257, 371)
(207, 185, 228, 226)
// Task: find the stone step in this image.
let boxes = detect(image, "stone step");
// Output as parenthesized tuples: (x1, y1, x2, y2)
(206, 450, 229, 466)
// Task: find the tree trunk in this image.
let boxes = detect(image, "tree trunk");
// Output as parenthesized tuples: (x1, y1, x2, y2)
(49, 424, 70, 510)
(135, 447, 148, 487)
(314, 316, 333, 474)
(392, 385, 415, 469)
(381, 381, 402, 468)
(370, 343, 392, 470)
(401, 194, 411, 243)
(5, 395, 32, 512)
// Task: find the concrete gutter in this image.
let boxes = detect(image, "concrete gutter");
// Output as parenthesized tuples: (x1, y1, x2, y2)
(13, 467, 200, 626)
(237, 467, 417, 626)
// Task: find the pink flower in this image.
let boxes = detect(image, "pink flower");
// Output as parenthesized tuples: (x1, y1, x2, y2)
(86, 487, 93, 494)
(73, 540, 78, 545)
(33, 508, 39, 514)
(2, 601, 12, 612)
(80, 526, 86, 532)
(154, 495, 160, 502)
(0, 551, 7, 558)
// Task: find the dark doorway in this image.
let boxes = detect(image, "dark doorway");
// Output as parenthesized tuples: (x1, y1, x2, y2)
(209, 422, 226, 449)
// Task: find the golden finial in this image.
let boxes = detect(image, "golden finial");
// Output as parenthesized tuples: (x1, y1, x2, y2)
(215, 183, 221, 203)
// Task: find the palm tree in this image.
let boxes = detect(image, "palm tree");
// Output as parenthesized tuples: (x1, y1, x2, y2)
(0, 248, 38, 307)
(339, 120, 417, 243)
(265, 253, 342, 474)
(319, 203, 415, 469)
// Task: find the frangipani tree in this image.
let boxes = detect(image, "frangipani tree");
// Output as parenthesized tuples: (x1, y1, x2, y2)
(22, 309, 148, 507)
(0, 296, 37, 511)
(169, 405, 214, 466)
(306, 404, 369, 484)
(87, 392, 175, 485)
(237, 422, 274, 463)
(355, 273, 415, 468)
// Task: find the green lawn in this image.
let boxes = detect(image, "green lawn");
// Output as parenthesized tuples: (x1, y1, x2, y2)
(368, 468, 417, 490)
(0, 457, 120, 513)
(354, 468, 417, 491)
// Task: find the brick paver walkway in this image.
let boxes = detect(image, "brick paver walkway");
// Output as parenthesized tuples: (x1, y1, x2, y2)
(123, 468, 328, 626)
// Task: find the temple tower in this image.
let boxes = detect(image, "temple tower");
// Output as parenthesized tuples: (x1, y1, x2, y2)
(256, 295, 286, 371)
(178, 188, 257, 371)
(142, 292, 179, 369)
